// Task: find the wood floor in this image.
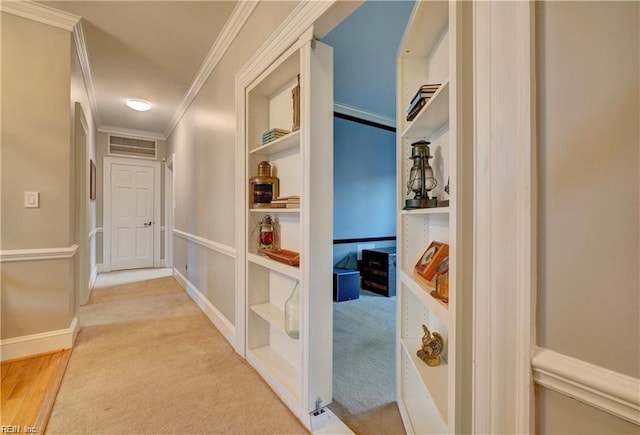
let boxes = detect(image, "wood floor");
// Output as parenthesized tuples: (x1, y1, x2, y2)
(1, 349, 71, 433)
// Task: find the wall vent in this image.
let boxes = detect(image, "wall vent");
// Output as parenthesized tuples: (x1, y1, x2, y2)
(108, 134, 157, 159)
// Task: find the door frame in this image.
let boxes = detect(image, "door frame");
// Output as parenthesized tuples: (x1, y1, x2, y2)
(164, 153, 175, 269)
(472, 1, 535, 433)
(103, 156, 161, 272)
(75, 103, 90, 305)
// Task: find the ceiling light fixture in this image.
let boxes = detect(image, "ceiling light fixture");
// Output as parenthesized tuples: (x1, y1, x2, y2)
(126, 99, 151, 112)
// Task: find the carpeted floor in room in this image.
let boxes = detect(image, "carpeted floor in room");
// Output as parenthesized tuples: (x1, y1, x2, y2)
(47, 276, 307, 434)
(329, 289, 405, 434)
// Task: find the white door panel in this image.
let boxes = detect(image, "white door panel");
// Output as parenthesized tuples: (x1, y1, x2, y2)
(111, 163, 154, 270)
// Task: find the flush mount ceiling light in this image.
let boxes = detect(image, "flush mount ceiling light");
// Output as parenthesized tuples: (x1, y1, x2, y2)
(126, 99, 151, 112)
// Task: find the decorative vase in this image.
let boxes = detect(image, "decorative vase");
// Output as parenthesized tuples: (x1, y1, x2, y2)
(284, 281, 300, 339)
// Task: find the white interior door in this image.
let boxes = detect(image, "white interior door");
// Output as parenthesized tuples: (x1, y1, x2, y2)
(110, 163, 155, 270)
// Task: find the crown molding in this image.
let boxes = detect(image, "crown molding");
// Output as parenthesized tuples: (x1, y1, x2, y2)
(164, 1, 258, 138)
(73, 20, 101, 126)
(0, 0, 79, 31)
(99, 125, 166, 141)
(334, 102, 396, 128)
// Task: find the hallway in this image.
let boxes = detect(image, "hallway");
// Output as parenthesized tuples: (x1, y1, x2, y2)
(47, 273, 306, 434)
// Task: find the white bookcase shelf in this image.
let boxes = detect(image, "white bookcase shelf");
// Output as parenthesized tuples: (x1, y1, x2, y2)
(250, 130, 300, 156)
(396, 1, 472, 433)
(247, 252, 300, 280)
(242, 28, 333, 430)
(401, 80, 450, 139)
(399, 269, 450, 327)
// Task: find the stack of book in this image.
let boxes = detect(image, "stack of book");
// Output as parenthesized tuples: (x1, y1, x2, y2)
(262, 128, 290, 145)
(269, 196, 300, 209)
(406, 84, 441, 121)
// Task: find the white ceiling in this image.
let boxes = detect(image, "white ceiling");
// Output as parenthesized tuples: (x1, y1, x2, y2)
(36, 1, 238, 137)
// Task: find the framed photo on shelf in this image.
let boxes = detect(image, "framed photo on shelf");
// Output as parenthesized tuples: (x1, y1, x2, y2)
(414, 241, 449, 284)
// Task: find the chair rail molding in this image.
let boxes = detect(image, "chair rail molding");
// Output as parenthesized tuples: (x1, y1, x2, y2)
(0, 244, 79, 263)
(532, 347, 640, 425)
(173, 229, 236, 258)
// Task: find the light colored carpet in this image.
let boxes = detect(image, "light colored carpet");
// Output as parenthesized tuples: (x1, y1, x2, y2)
(329, 290, 405, 435)
(47, 277, 308, 434)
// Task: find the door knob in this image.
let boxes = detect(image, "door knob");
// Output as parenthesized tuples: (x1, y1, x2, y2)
(144, 221, 152, 227)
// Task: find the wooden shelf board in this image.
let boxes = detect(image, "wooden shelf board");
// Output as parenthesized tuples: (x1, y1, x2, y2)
(401, 338, 449, 425)
(250, 303, 286, 333)
(250, 130, 300, 156)
(401, 206, 449, 215)
(399, 0, 448, 60)
(398, 395, 447, 435)
(399, 269, 450, 327)
(247, 252, 301, 280)
(248, 346, 300, 403)
(250, 208, 300, 214)
(402, 80, 450, 139)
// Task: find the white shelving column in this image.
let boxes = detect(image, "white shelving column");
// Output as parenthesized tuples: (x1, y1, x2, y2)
(243, 29, 334, 430)
(396, 1, 472, 433)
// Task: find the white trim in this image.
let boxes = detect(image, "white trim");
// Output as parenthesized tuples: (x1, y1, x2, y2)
(103, 156, 161, 272)
(89, 265, 99, 290)
(160, 259, 167, 268)
(73, 20, 101, 127)
(0, 244, 78, 263)
(93, 268, 173, 288)
(100, 125, 165, 141)
(173, 268, 236, 349)
(1, 317, 79, 362)
(164, 1, 258, 138)
(472, 1, 535, 433)
(96, 263, 104, 273)
(164, 153, 175, 269)
(88, 227, 99, 241)
(173, 229, 236, 258)
(532, 347, 640, 425)
(0, 0, 79, 31)
(333, 101, 396, 128)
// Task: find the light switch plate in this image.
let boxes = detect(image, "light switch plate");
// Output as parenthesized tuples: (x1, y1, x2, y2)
(24, 191, 39, 208)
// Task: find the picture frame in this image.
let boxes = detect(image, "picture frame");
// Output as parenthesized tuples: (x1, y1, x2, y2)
(90, 159, 96, 200)
(414, 241, 449, 286)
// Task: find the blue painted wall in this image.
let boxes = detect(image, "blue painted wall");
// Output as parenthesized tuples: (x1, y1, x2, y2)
(333, 117, 396, 240)
(325, 1, 414, 265)
(323, 1, 415, 118)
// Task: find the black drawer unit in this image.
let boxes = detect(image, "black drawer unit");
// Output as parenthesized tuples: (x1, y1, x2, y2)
(361, 247, 397, 297)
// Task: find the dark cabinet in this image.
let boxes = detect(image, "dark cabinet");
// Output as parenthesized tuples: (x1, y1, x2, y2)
(361, 247, 397, 297)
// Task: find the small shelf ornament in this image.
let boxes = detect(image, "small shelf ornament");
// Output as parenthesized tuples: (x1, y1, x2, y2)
(417, 324, 444, 367)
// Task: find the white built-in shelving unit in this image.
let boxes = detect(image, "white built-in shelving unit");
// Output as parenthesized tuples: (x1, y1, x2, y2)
(243, 29, 334, 430)
(396, 1, 472, 433)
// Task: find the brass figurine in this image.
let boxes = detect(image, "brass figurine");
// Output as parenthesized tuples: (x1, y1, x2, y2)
(417, 324, 444, 367)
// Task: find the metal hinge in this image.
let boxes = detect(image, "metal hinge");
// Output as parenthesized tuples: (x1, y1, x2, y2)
(312, 397, 325, 417)
(311, 38, 317, 50)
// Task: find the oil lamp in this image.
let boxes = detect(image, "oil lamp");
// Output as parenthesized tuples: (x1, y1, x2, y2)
(259, 214, 274, 251)
(405, 140, 438, 209)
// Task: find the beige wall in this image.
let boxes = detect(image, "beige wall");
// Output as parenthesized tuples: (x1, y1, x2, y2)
(167, 1, 298, 325)
(537, 1, 639, 431)
(1, 13, 76, 337)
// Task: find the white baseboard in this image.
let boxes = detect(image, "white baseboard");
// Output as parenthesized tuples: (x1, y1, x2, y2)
(1, 317, 79, 362)
(89, 265, 99, 289)
(172, 268, 236, 349)
(96, 263, 104, 273)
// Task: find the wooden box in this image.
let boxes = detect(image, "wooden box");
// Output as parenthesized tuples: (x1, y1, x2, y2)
(361, 247, 397, 297)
